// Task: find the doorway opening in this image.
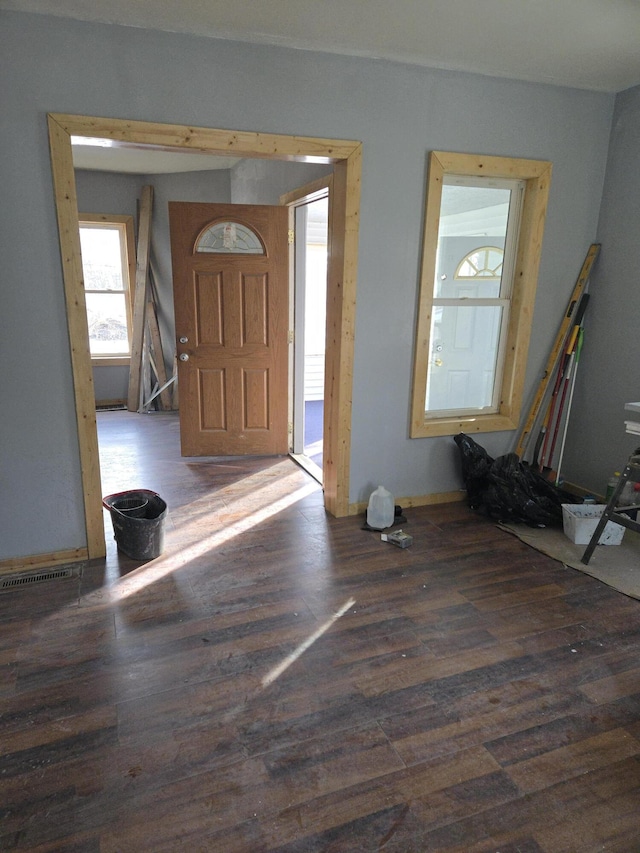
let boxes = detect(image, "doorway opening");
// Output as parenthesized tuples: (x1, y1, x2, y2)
(283, 178, 330, 484)
(48, 114, 362, 559)
(298, 197, 328, 476)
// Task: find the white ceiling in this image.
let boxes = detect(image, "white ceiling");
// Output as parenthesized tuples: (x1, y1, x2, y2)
(71, 139, 241, 174)
(4, 0, 640, 93)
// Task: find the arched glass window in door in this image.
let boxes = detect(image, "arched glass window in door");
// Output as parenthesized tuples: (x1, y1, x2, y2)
(455, 246, 504, 279)
(195, 221, 265, 254)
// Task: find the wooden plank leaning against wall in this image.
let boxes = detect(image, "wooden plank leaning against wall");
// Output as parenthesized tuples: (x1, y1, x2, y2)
(128, 185, 154, 412)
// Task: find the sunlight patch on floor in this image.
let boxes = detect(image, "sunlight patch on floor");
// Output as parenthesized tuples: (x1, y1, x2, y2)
(261, 597, 356, 687)
(98, 472, 319, 602)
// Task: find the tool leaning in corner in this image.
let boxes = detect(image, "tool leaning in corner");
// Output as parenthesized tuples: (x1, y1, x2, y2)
(514, 243, 600, 462)
(538, 291, 590, 476)
(553, 326, 585, 486)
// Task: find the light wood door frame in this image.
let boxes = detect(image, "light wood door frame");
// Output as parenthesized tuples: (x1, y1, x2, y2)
(48, 113, 362, 558)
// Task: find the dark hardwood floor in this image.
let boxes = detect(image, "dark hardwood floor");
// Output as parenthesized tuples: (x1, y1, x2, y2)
(2, 410, 640, 852)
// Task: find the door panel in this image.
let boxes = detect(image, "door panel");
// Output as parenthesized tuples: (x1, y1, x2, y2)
(169, 202, 288, 456)
(194, 273, 223, 345)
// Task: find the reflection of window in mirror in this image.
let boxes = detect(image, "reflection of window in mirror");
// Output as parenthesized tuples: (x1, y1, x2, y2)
(411, 152, 552, 439)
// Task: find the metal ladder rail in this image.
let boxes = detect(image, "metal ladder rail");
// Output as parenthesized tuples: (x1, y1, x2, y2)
(581, 455, 640, 565)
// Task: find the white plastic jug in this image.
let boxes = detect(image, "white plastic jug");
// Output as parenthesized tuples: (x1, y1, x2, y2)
(367, 485, 394, 530)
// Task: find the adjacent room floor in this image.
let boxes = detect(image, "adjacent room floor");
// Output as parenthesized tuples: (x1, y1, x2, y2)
(2, 410, 640, 852)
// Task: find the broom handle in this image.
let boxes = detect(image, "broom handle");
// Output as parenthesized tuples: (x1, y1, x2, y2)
(545, 352, 574, 469)
(555, 328, 584, 486)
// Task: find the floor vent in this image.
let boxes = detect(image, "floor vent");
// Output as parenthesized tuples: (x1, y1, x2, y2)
(0, 566, 80, 592)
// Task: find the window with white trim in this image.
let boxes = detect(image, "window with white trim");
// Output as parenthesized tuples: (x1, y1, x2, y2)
(425, 176, 523, 416)
(78, 215, 135, 361)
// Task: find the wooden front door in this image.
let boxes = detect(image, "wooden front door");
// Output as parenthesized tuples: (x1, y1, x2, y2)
(169, 202, 289, 456)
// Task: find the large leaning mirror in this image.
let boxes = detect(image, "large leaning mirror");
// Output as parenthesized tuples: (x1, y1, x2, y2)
(410, 151, 552, 438)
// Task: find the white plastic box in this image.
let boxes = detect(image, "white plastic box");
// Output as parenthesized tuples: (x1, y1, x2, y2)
(561, 504, 625, 546)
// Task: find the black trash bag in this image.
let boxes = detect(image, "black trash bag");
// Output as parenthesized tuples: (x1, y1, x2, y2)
(453, 433, 574, 527)
(453, 433, 495, 509)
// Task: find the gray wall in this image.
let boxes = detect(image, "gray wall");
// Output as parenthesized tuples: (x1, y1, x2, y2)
(230, 159, 333, 204)
(561, 84, 640, 497)
(0, 10, 615, 561)
(76, 169, 141, 219)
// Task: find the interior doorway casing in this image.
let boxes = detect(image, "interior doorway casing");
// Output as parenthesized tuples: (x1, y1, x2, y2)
(48, 113, 362, 559)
